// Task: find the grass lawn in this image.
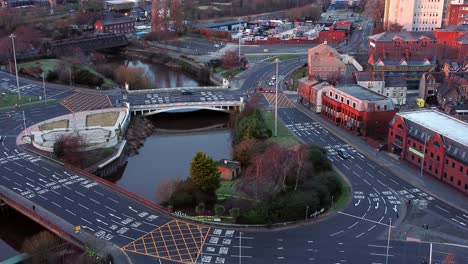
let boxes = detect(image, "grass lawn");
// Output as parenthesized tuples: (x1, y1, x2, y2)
(221, 67, 243, 79)
(331, 174, 352, 211)
(38, 120, 69, 131)
(291, 67, 308, 91)
(86, 112, 119, 127)
(260, 108, 300, 146)
(0, 93, 39, 107)
(265, 54, 299, 62)
(18, 59, 116, 88)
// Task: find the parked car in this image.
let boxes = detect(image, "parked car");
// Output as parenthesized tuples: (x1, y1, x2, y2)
(268, 81, 275, 86)
(337, 148, 351, 159)
(181, 90, 194, 95)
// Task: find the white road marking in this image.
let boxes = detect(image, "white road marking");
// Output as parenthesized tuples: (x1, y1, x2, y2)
(347, 222, 359, 229)
(370, 253, 394, 257)
(363, 179, 371, 186)
(64, 196, 74, 202)
(338, 211, 393, 227)
(368, 245, 393, 248)
(51, 202, 62, 208)
(89, 198, 101, 204)
(435, 205, 449, 213)
(105, 206, 116, 212)
(368, 225, 376, 231)
(142, 221, 159, 227)
(65, 209, 76, 216)
(377, 180, 386, 187)
(75, 191, 86, 197)
(329, 230, 344, 237)
(355, 232, 365, 238)
(355, 165, 363, 170)
(81, 218, 92, 225)
(93, 190, 104, 196)
(389, 178, 399, 185)
(94, 211, 106, 218)
(108, 197, 119, 203)
(78, 203, 89, 210)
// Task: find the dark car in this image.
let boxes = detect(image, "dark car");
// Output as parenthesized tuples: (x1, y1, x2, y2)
(337, 148, 351, 159)
(181, 90, 194, 95)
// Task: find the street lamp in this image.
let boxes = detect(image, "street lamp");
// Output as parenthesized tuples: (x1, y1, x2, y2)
(274, 58, 280, 137)
(10, 34, 21, 101)
(42, 72, 47, 102)
(237, 17, 242, 63)
(385, 218, 392, 264)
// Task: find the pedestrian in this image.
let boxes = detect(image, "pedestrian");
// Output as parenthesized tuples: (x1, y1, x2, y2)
(32, 205, 35, 211)
(396, 213, 399, 218)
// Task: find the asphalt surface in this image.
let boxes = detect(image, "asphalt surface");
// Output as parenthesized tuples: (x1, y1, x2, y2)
(0, 49, 467, 263)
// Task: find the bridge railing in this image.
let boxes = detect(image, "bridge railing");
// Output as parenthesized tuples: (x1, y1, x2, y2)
(126, 86, 228, 94)
(63, 163, 170, 215)
(130, 100, 244, 109)
(0, 186, 84, 250)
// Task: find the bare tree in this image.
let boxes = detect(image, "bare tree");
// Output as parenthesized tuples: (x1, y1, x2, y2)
(22, 231, 64, 264)
(293, 145, 306, 191)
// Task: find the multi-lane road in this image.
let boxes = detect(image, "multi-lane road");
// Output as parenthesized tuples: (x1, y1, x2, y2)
(0, 53, 467, 263)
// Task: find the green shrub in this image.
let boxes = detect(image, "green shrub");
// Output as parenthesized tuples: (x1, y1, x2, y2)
(214, 204, 225, 216)
(73, 69, 104, 87)
(46, 70, 58, 82)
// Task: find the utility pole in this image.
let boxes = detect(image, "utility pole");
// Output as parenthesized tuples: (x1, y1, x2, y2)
(68, 66, 72, 86)
(274, 58, 280, 137)
(42, 72, 47, 102)
(10, 34, 21, 101)
(239, 231, 242, 264)
(305, 205, 309, 221)
(238, 18, 242, 64)
(385, 218, 392, 264)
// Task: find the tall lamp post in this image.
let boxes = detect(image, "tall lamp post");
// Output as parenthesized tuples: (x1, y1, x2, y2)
(274, 58, 280, 137)
(385, 218, 392, 264)
(10, 34, 21, 101)
(237, 18, 242, 64)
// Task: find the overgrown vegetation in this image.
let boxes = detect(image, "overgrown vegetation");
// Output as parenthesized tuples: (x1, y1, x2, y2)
(159, 93, 347, 224)
(0, 93, 39, 107)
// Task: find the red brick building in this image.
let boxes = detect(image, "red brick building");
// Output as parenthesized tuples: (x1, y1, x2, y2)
(94, 17, 135, 34)
(298, 80, 329, 113)
(321, 84, 397, 139)
(307, 43, 347, 81)
(448, 4, 468, 26)
(388, 110, 468, 194)
(368, 25, 468, 61)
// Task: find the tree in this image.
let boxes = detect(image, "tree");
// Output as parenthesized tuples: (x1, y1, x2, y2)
(22, 231, 64, 264)
(221, 50, 240, 70)
(388, 23, 403, 32)
(156, 178, 180, 203)
(113, 66, 151, 90)
(190, 152, 221, 193)
(293, 144, 306, 191)
(214, 204, 225, 216)
(229, 208, 240, 219)
(195, 202, 205, 215)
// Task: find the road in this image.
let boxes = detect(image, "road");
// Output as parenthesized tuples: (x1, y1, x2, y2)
(0, 55, 467, 263)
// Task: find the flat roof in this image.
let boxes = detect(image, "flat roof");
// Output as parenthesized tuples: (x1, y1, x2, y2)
(399, 110, 468, 146)
(336, 84, 388, 101)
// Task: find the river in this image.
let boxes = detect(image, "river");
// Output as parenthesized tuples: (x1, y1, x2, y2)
(110, 110, 232, 203)
(0, 60, 226, 260)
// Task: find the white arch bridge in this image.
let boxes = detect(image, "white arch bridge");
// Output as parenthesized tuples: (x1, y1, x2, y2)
(129, 99, 245, 116)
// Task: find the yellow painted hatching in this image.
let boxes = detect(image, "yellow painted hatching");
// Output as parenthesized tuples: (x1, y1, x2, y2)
(122, 219, 210, 264)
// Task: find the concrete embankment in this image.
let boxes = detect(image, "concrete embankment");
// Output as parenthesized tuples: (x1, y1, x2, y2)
(124, 116, 155, 156)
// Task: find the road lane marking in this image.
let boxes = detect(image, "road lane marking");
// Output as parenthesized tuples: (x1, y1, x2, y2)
(355, 232, 365, 238)
(389, 178, 399, 185)
(368, 245, 392, 248)
(338, 211, 393, 227)
(51, 202, 62, 208)
(435, 205, 449, 213)
(63, 196, 74, 202)
(75, 191, 85, 197)
(377, 180, 386, 187)
(93, 190, 104, 196)
(368, 225, 376, 231)
(78, 203, 89, 210)
(347, 222, 359, 229)
(81, 218, 92, 225)
(89, 198, 101, 204)
(363, 179, 371, 186)
(370, 253, 394, 257)
(108, 197, 119, 203)
(105, 206, 116, 212)
(355, 165, 363, 170)
(329, 230, 344, 237)
(65, 209, 76, 216)
(94, 211, 106, 218)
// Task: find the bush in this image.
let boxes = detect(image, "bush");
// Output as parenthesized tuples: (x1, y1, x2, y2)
(229, 207, 240, 218)
(165, 178, 217, 209)
(237, 205, 270, 224)
(46, 70, 59, 82)
(214, 204, 225, 216)
(113, 66, 150, 90)
(73, 69, 104, 87)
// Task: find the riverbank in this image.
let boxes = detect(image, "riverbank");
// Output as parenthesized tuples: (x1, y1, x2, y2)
(124, 115, 156, 156)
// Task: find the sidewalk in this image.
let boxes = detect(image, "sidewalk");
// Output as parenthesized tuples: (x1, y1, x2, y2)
(294, 103, 468, 213)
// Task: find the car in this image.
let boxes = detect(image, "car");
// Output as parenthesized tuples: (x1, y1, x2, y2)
(214, 43, 220, 48)
(337, 148, 351, 159)
(268, 81, 275, 86)
(181, 90, 194, 95)
(271, 75, 276, 80)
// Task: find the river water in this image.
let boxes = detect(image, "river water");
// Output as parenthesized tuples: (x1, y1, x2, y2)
(110, 110, 232, 203)
(0, 60, 225, 260)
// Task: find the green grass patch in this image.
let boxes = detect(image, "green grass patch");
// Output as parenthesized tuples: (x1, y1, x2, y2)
(221, 67, 242, 79)
(18, 59, 116, 88)
(260, 108, 300, 146)
(265, 54, 299, 62)
(331, 174, 351, 211)
(216, 179, 254, 201)
(86, 112, 120, 127)
(291, 67, 308, 91)
(38, 119, 69, 131)
(0, 93, 40, 107)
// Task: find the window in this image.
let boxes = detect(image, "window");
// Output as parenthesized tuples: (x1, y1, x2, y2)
(450, 176, 453, 182)
(445, 159, 448, 165)
(411, 155, 415, 160)
(457, 180, 461, 186)
(352, 102, 356, 108)
(430, 152, 434, 158)
(436, 156, 440, 161)
(435, 168, 438, 174)
(347, 99, 350, 105)
(335, 94, 338, 99)
(443, 173, 447, 178)
(460, 166, 463, 173)
(384, 105, 387, 110)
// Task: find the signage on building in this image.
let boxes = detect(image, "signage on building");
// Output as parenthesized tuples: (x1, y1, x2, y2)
(409, 147, 424, 158)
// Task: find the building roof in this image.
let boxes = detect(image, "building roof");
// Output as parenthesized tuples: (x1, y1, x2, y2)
(217, 159, 241, 170)
(434, 24, 468, 32)
(369, 31, 436, 42)
(99, 16, 134, 25)
(105, 0, 133, 4)
(354, 71, 385, 82)
(385, 76, 407, 87)
(309, 43, 343, 59)
(455, 34, 468, 44)
(196, 20, 246, 29)
(335, 84, 389, 102)
(398, 110, 468, 146)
